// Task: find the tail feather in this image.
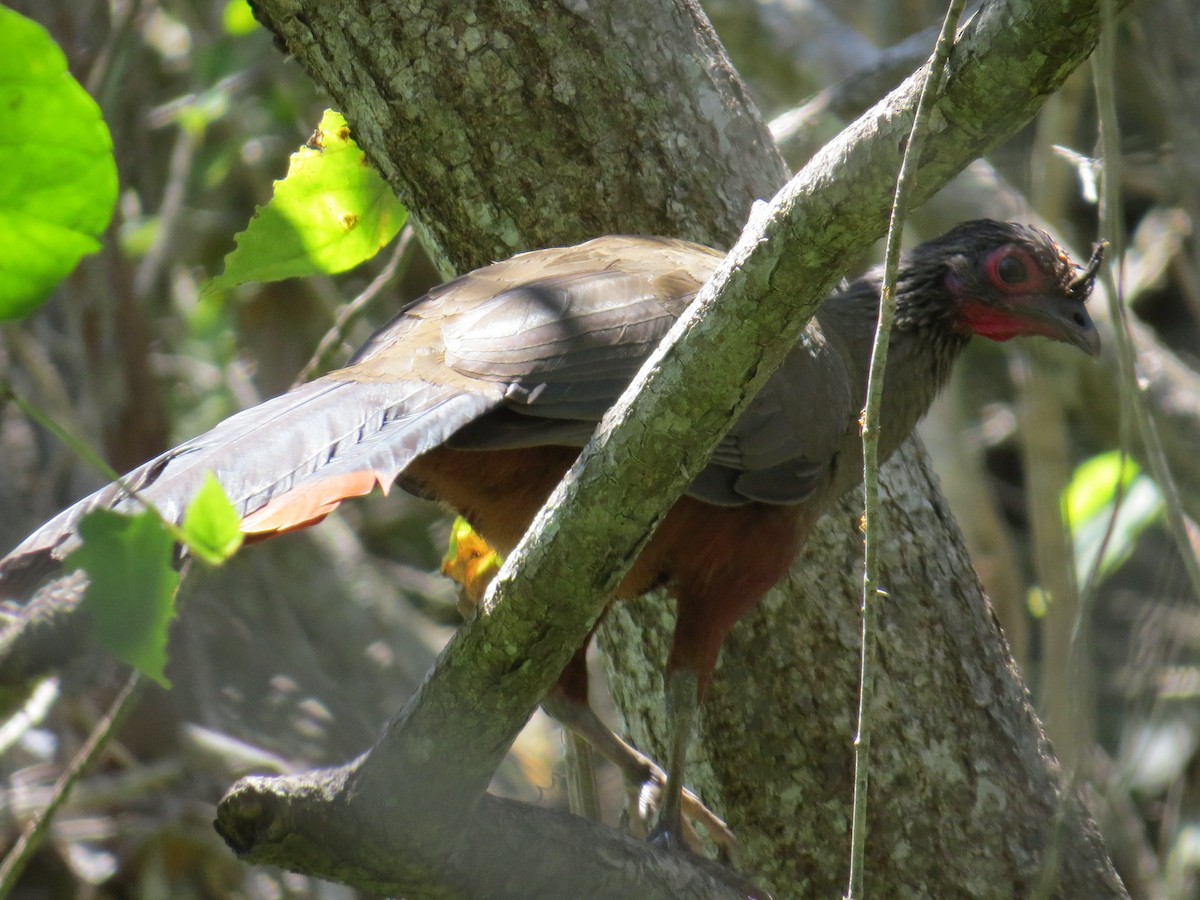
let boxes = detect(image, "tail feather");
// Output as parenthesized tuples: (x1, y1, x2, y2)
(1, 375, 501, 594)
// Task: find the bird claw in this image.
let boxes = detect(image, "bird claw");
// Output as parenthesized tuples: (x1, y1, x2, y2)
(625, 763, 736, 857)
(542, 693, 738, 854)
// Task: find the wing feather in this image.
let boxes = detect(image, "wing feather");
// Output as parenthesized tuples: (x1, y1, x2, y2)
(432, 238, 856, 507)
(1, 377, 501, 586)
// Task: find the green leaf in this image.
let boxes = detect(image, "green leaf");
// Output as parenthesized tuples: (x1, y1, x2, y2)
(222, 0, 259, 36)
(209, 110, 407, 291)
(1064, 451, 1164, 585)
(0, 7, 117, 320)
(66, 510, 180, 687)
(180, 473, 244, 565)
(1064, 451, 1139, 524)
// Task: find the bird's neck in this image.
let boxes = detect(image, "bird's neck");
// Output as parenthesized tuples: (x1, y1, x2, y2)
(869, 271, 971, 457)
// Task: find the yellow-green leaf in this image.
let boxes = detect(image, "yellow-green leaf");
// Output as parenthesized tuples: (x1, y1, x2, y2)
(1064, 450, 1163, 585)
(181, 473, 244, 565)
(209, 110, 406, 292)
(1064, 451, 1139, 524)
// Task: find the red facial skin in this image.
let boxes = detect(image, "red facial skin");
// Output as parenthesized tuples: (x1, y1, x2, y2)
(955, 244, 1066, 342)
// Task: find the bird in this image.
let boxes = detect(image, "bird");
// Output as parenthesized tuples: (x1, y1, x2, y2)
(0, 219, 1102, 851)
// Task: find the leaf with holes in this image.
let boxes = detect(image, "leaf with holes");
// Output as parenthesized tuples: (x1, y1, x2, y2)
(209, 109, 406, 291)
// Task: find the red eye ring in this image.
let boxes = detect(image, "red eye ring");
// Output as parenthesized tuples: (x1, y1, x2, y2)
(986, 246, 1036, 291)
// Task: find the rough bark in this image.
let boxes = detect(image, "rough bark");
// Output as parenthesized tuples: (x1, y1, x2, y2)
(604, 441, 1121, 896)
(257, 0, 785, 270)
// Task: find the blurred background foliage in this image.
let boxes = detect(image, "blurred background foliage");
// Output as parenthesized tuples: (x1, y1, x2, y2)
(0, 0, 1197, 897)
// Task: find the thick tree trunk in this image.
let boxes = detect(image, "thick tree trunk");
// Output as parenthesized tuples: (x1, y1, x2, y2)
(603, 441, 1118, 895)
(121, 0, 1125, 895)
(261, 0, 786, 270)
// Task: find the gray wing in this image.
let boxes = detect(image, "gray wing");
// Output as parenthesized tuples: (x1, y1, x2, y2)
(708, 326, 856, 505)
(441, 241, 856, 507)
(0, 235, 719, 590)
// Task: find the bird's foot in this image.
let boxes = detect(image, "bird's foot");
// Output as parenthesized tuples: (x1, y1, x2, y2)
(623, 759, 736, 857)
(541, 692, 737, 854)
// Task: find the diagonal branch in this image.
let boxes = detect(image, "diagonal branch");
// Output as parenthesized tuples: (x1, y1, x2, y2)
(322, 0, 1133, 806)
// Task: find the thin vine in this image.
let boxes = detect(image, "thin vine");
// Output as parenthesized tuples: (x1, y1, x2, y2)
(847, 2, 967, 897)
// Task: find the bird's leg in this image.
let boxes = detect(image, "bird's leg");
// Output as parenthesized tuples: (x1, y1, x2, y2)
(649, 667, 700, 851)
(649, 670, 775, 900)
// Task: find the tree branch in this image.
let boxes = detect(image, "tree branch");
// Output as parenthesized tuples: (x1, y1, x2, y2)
(215, 766, 748, 900)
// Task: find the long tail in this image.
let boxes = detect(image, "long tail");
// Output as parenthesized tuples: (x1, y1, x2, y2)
(0, 374, 499, 596)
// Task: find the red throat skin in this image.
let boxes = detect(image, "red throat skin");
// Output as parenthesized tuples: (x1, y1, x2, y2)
(957, 300, 1051, 343)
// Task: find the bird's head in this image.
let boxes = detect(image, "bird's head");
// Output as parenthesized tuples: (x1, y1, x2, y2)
(928, 220, 1103, 357)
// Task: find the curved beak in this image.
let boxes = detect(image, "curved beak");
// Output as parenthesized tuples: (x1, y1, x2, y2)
(1008, 241, 1105, 357)
(1019, 293, 1102, 357)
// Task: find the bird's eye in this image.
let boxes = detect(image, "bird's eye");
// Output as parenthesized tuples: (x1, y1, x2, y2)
(996, 255, 1027, 285)
(984, 247, 1037, 293)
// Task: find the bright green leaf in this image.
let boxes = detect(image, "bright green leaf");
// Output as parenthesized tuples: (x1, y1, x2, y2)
(1064, 451, 1139, 524)
(223, 0, 259, 36)
(0, 8, 117, 320)
(1065, 451, 1163, 585)
(1071, 475, 1163, 585)
(209, 110, 407, 292)
(181, 473, 244, 565)
(66, 510, 180, 687)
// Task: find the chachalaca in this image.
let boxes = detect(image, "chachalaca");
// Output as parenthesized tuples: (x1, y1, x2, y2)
(0, 219, 1102, 850)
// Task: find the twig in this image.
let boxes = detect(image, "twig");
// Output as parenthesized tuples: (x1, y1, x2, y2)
(292, 226, 415, 387)
(1091, 2, 1200, 603)
(132, 123, 199, 301)
(2, 388, 192, 550)
(0, 671, 142, 897)
(0, 677, 60, 756)
(847, 2, 967, 898)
